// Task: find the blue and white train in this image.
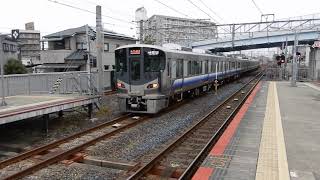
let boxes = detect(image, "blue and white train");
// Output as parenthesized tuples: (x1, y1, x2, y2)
(115, 44, 259, 113)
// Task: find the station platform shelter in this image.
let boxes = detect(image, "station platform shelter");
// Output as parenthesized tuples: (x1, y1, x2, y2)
(193, 81, 320, 180)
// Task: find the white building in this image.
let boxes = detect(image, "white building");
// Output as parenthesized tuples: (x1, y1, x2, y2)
(143, 15, 217, 47)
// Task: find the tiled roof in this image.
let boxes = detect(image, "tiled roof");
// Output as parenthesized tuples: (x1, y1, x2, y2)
(44, 25, 136, 41)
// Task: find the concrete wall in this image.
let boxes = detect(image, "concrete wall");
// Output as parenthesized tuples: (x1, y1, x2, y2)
(0, 71, 112, 96)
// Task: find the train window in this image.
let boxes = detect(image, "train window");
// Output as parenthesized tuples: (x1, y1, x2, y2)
(176, 59, 183, 78)
(205, 61, 208, 74)
(192, 61, 200, 75)
(144, 48, 165, 72)
(238, 62, 241, 68)
(211, 62, 217, 73)
(187, 61, 192, 76)
(115, 49, 127, 72)
(231, 62, 235, 70)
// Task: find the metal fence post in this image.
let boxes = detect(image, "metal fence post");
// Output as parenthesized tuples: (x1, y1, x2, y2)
(28, 74, 31, 95)
(46, 75, 49, 93)
(6, 77, 9, 96)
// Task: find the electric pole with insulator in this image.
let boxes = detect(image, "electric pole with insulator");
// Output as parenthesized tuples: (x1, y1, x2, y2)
(96, 5, 103, 93)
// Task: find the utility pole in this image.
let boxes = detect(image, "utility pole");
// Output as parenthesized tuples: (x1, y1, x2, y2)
(291, 31, 299, 87)
(85, 24, 91, 94)
(0, 36, 7, 106)
(96, 5, 103, 93)
(139, 20, 144, 44)
(231, 24, 235, 50)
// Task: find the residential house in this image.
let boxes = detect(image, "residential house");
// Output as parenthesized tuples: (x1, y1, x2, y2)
(38, 25, 136, 72)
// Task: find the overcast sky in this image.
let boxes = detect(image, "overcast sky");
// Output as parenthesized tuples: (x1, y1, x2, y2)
(0, 0, 320, 38)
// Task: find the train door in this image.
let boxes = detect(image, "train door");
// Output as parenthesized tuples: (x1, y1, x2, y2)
(205, 60, 209, 82)
(176, 59, 184, 90)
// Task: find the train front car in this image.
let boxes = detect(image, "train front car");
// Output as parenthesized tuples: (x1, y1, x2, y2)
(115, 45, 169, 113)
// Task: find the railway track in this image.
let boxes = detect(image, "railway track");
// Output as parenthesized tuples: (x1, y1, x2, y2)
(0, 73, 261, 179)
(0, 97, 188, 180)
(125, 73, 263, 180)
(0, 113, 146, 180)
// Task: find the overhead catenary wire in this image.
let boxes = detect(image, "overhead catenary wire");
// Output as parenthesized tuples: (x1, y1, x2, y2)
(48, 0, 135, 25)
(152, 0, 190, 18)
(186, 0, 218, 23)
(77, 0, 133, 18)
(251, 0, 263, 15)
(197, 0, 225, 22)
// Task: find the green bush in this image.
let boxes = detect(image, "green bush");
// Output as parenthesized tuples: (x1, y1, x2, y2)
(4, 58, 27, 75)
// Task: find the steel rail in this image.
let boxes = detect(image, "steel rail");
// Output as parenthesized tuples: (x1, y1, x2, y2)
(1, 95, 189, 180)
(3, 115, 149, 180)
(179, 74, 263, 179)
(127, 72, 263, 180)
(0, 113, 130, 169)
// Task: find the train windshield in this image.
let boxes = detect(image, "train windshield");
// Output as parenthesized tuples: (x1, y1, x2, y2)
(115, 48, 127, 72)
(143, 48, 165, 72)
(130, 58, 140, 80)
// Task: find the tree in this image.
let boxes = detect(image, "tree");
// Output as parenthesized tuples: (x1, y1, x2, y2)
(4, 58, 27, 75)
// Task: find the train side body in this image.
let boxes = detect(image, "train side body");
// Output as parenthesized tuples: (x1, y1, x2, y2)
(115, 44, 259, 113)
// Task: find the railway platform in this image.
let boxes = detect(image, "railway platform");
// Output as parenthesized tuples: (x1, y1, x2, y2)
(0, 95, 99, 127)
(193, 81, 320, 180)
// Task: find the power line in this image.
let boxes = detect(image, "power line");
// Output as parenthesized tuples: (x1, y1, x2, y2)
(186, 0, 218, 23)
(152, 0, 190, 18)
(48, 0, 135, 25)
(251, 0, 263, 15)
(197, 0, 225, 22)
(77, 0, 132, 18)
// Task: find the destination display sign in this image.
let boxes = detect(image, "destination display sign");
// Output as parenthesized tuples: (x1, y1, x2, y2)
(130, 49, 141, 55)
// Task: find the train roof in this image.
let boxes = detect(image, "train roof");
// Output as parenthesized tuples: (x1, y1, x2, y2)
(116, 44, 258, 62)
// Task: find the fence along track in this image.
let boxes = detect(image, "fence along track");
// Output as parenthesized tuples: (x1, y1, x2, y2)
(126, 73, 263, 180)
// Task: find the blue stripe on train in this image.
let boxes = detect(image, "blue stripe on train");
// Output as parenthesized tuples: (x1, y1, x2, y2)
(172, 70, 240, 91)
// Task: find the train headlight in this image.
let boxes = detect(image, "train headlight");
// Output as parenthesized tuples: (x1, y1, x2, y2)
(117, 82, 125, 88)
(147, 83, 159, 89)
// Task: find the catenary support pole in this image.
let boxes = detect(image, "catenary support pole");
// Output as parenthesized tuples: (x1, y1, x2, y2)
(139, 20, 144, 43)
(86, 24, 92, 94)
(291, 32, 299, 87)
(0, 36, 7, 106)
(96, 5, 103, 93)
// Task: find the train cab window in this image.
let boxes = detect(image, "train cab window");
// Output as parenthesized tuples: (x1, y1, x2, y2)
(144, 48, 165, 72)
(115, 49, 127, 72)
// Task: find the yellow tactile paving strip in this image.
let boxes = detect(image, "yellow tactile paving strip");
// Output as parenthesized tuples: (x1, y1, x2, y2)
(255, 82, 290, 180)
